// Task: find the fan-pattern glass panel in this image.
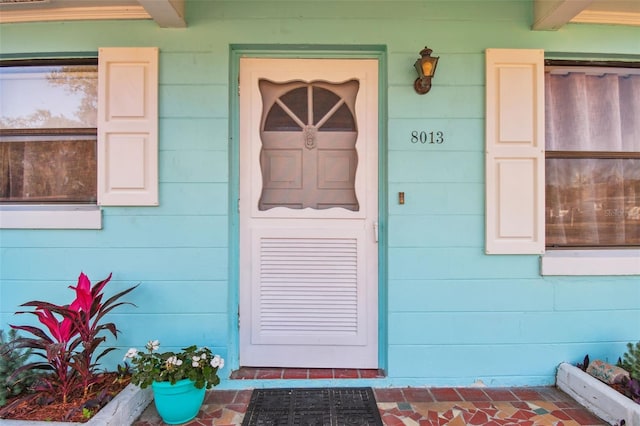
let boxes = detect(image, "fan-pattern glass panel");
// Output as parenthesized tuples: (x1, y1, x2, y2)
(258, 79, 359, 211)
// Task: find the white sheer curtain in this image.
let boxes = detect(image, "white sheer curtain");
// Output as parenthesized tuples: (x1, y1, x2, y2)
(545, 71, 640, 247)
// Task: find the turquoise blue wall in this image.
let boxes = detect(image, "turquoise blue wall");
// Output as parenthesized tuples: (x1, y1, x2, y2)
(1, 0, 639, 388)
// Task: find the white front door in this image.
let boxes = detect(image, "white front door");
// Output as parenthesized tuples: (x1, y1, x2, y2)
(239, 58, 379, 368)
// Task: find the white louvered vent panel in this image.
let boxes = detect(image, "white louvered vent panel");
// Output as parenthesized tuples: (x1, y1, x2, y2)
(259, 237, 358, 335)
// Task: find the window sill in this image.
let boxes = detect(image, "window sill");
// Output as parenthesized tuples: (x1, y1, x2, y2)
(540, 249, 640, 276)
(0, 205, 102, 229)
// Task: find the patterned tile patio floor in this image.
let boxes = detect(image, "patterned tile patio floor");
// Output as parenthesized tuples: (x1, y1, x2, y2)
(133, 385, 607, 425)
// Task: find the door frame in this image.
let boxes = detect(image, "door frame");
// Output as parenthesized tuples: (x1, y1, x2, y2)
(228, 45, 388, 373)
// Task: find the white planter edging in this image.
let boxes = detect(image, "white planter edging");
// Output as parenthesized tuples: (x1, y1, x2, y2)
(1, 384, 153, 426)
(557, 362, 640, 426)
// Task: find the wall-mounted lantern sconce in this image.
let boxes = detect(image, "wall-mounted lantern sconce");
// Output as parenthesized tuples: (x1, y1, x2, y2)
(414, 46, 439, 94)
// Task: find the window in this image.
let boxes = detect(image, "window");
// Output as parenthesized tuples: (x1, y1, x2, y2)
(0, 59, 98, 204)
(485, 49, 639, 275)
(0, 47, 159, 229)
(258, 79, 359, 211)
(545, 63, 640, 248)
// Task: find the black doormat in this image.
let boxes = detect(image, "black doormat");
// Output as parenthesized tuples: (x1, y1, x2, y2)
(241, 387, 383, 426)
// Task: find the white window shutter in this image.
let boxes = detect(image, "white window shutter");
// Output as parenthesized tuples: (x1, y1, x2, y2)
(98, 47, 158, 206)
(485, 49, 545, 254)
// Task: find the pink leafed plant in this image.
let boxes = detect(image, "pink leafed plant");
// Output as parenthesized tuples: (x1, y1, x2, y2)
(9, 272, 137, 404)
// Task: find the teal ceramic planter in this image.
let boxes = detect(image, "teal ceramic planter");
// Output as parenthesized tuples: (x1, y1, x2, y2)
(151, 378, 206, 424)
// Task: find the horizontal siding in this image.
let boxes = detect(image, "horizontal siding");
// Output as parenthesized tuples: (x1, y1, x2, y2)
(388, 118, 484, 151)
(388, 53, 485, 86)
(389, 279, 555, 312)
(160, 150, 228, 183)
(0, 216, 228, 248)
(0, 281, 228, 315)
(552, 278, 640, 311)
(0, 5, 637, 55)
(95, 313, 230, 374)
(388, 183, 484, 215)
(389, 311, 640, 344)
(196, 1, 529, 21)
(211, 21, 536, 51)
(389, 248, 540, 279)
(161, 52, 227, 85)
(161, 118, 229, 151)
(389, 152, 483, 183)
(1, 0, 638, 387)
(388, 215, 484, 247)
(160, 84, 228, 118)
(110, 313, 228, 346)
(389, 86, 484, 119)
(0, 248, 228, 280)
(105, 183, 228, 216)
(387, 342, 627, 383)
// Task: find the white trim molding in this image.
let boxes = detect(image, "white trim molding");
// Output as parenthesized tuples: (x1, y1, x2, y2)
(541, 249, 640, 276)
(0, 205, 102, 229)
(0, 0, 186, 27)
(0, 5, 150, 24)
(533, 0, 640, 30)
(572, 10, 640, 26)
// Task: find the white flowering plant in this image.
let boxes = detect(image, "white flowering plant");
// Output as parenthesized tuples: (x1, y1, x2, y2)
(124, 340, 224, 390)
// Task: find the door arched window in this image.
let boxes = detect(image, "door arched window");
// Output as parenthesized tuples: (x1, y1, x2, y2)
(258, 79, 360, 211)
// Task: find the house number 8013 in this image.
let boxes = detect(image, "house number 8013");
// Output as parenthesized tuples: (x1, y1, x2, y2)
(411, 131, 444, 144)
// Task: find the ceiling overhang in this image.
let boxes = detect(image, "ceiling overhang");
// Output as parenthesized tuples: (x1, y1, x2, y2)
(533, 0, 594, 30)
(0, 0, 186, 27)
(533, 0, 640, 30)
(138, 0, 185, 28)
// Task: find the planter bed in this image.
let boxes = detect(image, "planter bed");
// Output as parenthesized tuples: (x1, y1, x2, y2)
(1, 385, 152, 426)
(557, 362, 640, 426)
